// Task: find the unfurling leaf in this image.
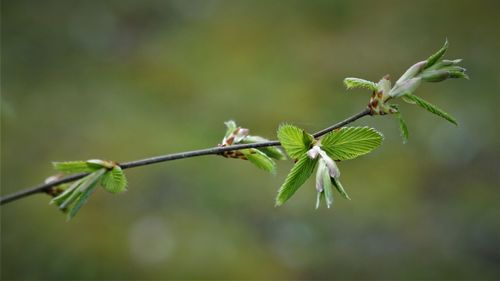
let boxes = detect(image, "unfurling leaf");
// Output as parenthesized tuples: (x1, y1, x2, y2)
(101, 166, 128, 193)
(403, 94, 458, 125)
(276, 154, 317, 206)
(51, 168, 107, 220)
(343, 78, 378, 91)
(52, 161, 100, 173)
(277, 124, 314, 159)
(224, 120, 238, 138)
(395, 112, 409, 143)
(244, 149, 277, 174)
(320, 127, 384, 161)
(425, 39, 448, 69)
(332, 177, 350, 200)
(242, 136, 287, 160)
(68, 183, 98, 220)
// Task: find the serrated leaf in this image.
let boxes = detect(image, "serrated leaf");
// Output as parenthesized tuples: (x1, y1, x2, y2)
(343, 77, 378, 91)
(320, 127, 383, 161)
(53, 161, 99, 173)
(332, 178, 350, 200)
(276, 154, 317, 206)
(425, 39, 448, 69)
(395, 112, 409, 144)
(100, 166, 128, 193)
(403, 94, 458, 125)
(277, 124, 314, 159)
(244, 149, 277, 174)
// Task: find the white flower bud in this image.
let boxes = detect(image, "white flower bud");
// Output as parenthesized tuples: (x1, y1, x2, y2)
(307, 145, 321, 159)
(389, 77, 422, 98)
(396, 61, 427, 84)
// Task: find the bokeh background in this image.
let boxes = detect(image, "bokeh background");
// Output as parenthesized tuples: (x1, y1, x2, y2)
(2, 0, 500, 279)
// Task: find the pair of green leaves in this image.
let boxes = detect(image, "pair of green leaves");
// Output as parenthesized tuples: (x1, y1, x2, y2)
(344, 40, 465, 143)
(221, 120, 286, 174)
(276, 125, 383, 207)
(51, 159, 127, 220)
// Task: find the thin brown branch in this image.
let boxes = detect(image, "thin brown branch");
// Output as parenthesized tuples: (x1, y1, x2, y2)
(0, 107, 371, 205)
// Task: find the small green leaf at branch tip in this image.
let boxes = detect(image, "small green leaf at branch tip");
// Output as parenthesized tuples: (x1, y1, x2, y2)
(277, 124, 313, 160)
(275, 154, 317, 206)
(320, 127, 384, 161)
(425, 39, 449, 69)
(403, 94, 458, 125)
(343, 78, 378, 91)
(101, 166, 128, 193)
(244, 149, 277, 174)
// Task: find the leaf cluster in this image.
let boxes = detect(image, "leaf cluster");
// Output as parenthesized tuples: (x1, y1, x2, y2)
(51, 159, 127, 220)
(276, 125, 383, 207)
(222, 120, 286, 173)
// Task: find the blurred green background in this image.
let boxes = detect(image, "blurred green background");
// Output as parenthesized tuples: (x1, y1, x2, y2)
(2, 0, 499, 279)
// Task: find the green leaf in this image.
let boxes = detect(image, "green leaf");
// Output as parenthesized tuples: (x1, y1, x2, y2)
(320, 127, 384, 161)
(257, 147, 287, 160)
(53, 161, 100, 173)
(277, 124, 314, 159)
(67, 182, 99, 220)
(332, 178, 350, 200)
(425, 39, 448, 69)
(403, 94, 458, 125)
(276, 154, 317, 206)
(244, 149, 277, 174)
(241, 136, 287, 160)
(51, 179, 84, 207)
(59, 169, 106, 210)
(224, 120, 237, 138)
(100, 166, 128, 193)
(51, 169, 106, 220)
(343, 77, 378, 91)
(395, 112, 409, 144)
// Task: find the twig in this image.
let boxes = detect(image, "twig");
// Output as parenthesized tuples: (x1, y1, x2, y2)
(0, 107, 371, 205)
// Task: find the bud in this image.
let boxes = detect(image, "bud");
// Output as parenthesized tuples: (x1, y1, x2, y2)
(315, 159, 327, 192)
(318, 149, 340, 178)
(307, 145, 321, 159)
(308, 145, 340, 178)
(396, 61, 427, 84)
(86, 159, 115, 169)
(389, 77, 422, 98)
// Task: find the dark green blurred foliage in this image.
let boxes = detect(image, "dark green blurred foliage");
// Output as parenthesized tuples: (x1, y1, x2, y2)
(1, 0, 500, 279)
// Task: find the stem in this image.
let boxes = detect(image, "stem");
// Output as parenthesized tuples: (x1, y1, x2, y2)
(0, 107, 371, 205)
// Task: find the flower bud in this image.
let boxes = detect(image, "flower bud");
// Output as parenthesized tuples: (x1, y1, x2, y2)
(396, 61, 427, 84)
(389, 77, 422, 98)
(307, 145, 321, 159)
